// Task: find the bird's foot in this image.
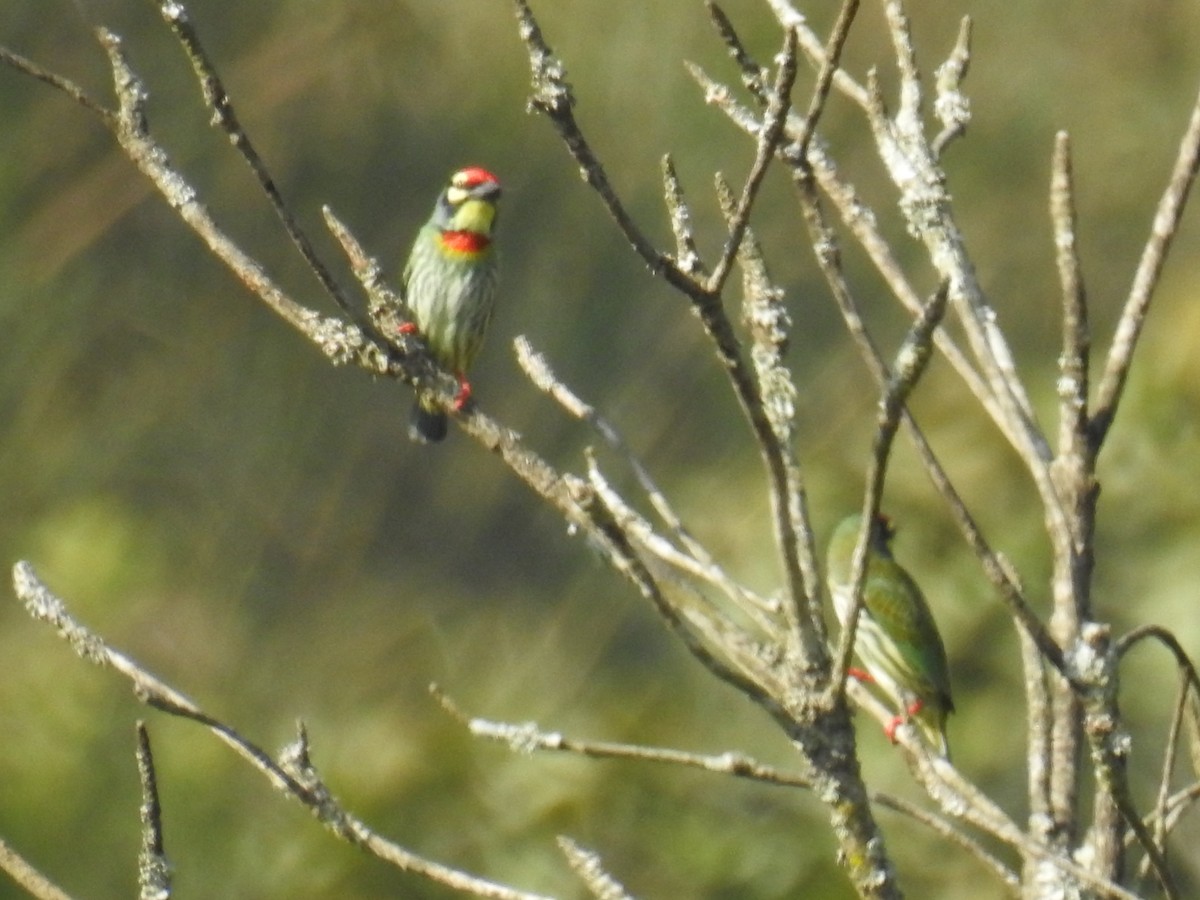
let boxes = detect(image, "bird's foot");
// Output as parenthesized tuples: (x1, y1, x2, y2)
(453, 375, 473, 411)
(848, 667, 874, 684)
(398, 321, 419, 335)
(883, 699, 925, 744)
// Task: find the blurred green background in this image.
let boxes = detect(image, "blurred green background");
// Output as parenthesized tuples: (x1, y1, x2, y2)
(2, 1, 1200, 897)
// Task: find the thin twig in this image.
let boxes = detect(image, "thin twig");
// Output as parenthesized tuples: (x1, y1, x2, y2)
(556, 838, 635, 900)
(438, 683, 1145, 899)
(660, 155, 706, 276)
(585, 458, 780, 633)
(513, 336, 752, 602)
(832, 284, 949, 703)
(710, 173, 822, 661)
(1092, 80, 1200, 445)
(1020, 622, 1053, 843)
(684, 64, 1075, 624)
(0, 44, 113, 120)
(511, 0, 684, 289)
(1115, 625, 1200, 694)
(435, 685, 1022, 889)
(0, 836, 74, 900)
(135, 722, 171, 900)
(705, 2, 769, 97)
(705, 27, 798, 295)
(565, 480, 789, 719)
(1139, 674, 1191, 887)
(788, 0, 859, 162)
(98, 28, 385, 370)
(932, 16, 972, 157)
(791, 169, 1065, 674)
(11, 563, 556, 900)
(761, 0, 870, 109)
(515, 0, 823, 666)
(154, 0, 363, 327)
(1075, 623, 1179, 897)
(1050, 131, 1092, 475)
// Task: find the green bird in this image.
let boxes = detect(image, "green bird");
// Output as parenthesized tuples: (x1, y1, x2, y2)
(398, 166, 502, 443)
(826, 513, 954, 756)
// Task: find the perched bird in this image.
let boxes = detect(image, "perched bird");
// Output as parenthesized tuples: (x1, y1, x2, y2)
(826, 513, 954, 756)
(398, 166, 502, 443)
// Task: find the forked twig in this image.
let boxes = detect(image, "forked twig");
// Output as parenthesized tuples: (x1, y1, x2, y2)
(154, 0, 362, 327)
(705, 26, 798, 295)
(515, 336, 777, 625)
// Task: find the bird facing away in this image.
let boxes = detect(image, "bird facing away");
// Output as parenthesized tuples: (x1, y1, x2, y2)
(826, 513, 954, 756)
(399, 166, 502, 443)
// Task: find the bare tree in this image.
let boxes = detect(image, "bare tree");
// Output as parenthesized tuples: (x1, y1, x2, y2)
(3, 1, 1200, 897)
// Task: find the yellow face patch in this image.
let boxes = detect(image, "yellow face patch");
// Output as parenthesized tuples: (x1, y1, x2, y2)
(453, 198, 496, 234)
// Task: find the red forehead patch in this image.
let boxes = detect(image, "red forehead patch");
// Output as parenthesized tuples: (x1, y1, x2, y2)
(455, 166, 499, 188)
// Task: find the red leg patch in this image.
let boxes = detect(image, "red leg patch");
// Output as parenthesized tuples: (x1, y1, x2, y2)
(885, 715, 903, 743)
(883, 699, 924, 743)
(453, 375, 473, 411)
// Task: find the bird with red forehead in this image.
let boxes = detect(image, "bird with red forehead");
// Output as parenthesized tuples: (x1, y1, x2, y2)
(399, 166, 502, 443)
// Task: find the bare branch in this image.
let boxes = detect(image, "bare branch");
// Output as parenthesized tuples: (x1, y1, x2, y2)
(154, 0, 361, 326)
(0, 836, 74, 900)
(791, 170, 1064, 675)
(660, 155, 706, 276)
(686, 60, 1072, 557)
(832, 284, 949, 703)
(0, 44, 113, 120)
(1142, 674, 1192, 884)
(762, 0, 870, 109)
(515, 336, 778, 626)
(81, 28, 386, 372)
(135, 723, 171, 900)
(1093, 80, 1200, 445)
(1115, 625, 1200, 694)
(932, 16, 972, 157)
(789, 0, 860, 162)
(436, 685, 1020, 891)
(1050, 132, 1091, 464)
(511, 0, 682, 287)
(1074, 623, 1179, 897)
(516, 2, 822, 664)
(441, 679, 1137, 900)
(869, 3, 1060, 518)
(11, 563, 557, 900)
(556, 838, 635, 900)
(705, 27, 797, 295)
(1020, 622, 1054, 837)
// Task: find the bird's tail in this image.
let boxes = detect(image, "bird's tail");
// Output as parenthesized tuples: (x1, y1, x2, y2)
(409, 396, 448, 443)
